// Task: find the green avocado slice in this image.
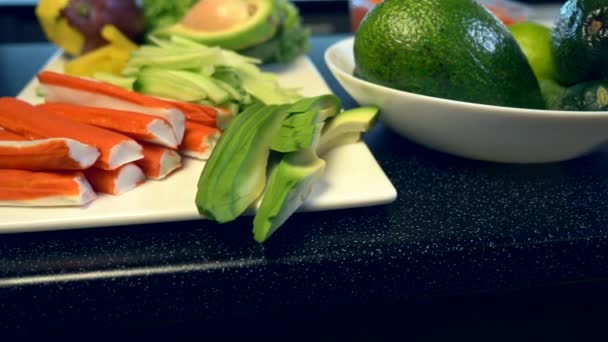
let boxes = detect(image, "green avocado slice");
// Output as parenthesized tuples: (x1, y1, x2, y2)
(196, 104, 289, 223)
(316, 106, 379, 155)
(153, 0, 279, 51)
(253, 148, 326, 243)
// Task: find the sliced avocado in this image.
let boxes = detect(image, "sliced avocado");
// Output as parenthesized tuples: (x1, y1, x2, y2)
(317, 132, 362, 157)
(320, 106, 379, 143)
(316, 106, 379, 156)
(253, 148, 325, 243)
(154, 0, 280, 51)
(270, 111, 325, 153)
(195, 104, 289, 223)
(270, 95, 342, 153)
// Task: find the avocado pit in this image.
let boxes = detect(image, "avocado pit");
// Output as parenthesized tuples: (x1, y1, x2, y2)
(155, 0, 279, 51)
(181, 0, 254, 31)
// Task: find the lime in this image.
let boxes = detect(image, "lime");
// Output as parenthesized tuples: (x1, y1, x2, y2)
(508, 21, 557, 81)
(537, 78, 565, 110)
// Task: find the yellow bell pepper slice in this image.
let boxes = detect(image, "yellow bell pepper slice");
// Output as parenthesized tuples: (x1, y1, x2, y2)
(35, 0, 84, 56)
(101, 25, 139, 51)
(64, 45, 115, 76)
(64, 25, 138, 77)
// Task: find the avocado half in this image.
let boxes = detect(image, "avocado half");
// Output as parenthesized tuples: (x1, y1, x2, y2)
(154, 0, 279, 51)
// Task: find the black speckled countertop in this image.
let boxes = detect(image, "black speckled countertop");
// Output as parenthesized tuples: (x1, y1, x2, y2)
(1, 36, 608, 339)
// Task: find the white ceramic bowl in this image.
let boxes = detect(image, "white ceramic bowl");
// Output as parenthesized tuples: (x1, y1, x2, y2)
(324, 37, 608, 164)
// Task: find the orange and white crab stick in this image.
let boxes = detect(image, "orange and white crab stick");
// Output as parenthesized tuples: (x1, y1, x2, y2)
(0, 137, 100, 171)
(37, 103, 179, 149)
(0, 128, 26, 140)
(0, 97, 142, 171)
(0, 170, 97, 207)
(37, 71, 186, 143)
(135, 142, 182, 180)
(160, 99, 217, 127)
(179, 122, 221, 160)
(84, 163, 145, 195)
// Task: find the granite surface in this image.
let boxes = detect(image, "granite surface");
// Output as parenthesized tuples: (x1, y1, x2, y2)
(1, 35, 607, 338)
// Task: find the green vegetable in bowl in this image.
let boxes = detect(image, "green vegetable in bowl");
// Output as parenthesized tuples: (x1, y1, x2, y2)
(559, 80, 608, 111)
(552, 0, 608, 86)
(538, 79, 566, 110)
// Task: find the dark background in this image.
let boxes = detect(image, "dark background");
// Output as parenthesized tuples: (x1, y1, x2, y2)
(0, 0, 564, 43)
(4, 0, 600, 339)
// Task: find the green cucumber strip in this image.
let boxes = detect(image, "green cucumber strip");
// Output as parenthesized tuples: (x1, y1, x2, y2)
(128, 51, 218, 70)
(127, 35, 302, 106)
(121, 66, 140, 77)
(167, 69, 231, 104)
(253, 148, 326, 243)
(168, 35, 263, 65)
(212, 67, 251, 104)
(196, 105, 289, 223)
(92, 72, 135, 91)
(134, 68, 207, 102)
(169, 35, 205, 48)
(135, 68, 231, 104)
(212, 78, 243, 102)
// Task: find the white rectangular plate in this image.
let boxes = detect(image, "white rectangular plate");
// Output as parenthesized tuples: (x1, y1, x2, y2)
(0, 53, 397, 233)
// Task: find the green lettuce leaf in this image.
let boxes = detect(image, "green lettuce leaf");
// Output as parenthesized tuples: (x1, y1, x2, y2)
(238, 0, 310, 64)
(142, 0, 197, 32)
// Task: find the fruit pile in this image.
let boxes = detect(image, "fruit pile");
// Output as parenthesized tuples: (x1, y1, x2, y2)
(353, 0, 608, 112)
(353, 0, 545, 110)
(510, 0, 608, 111)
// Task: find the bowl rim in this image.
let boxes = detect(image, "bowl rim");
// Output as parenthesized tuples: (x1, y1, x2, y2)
(324, 36, 608, 119)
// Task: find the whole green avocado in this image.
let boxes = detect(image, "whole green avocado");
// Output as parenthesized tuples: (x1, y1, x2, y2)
(353, 0, 545, 109)
(559, 80, 608, 111)
(551, 0, 608, 86)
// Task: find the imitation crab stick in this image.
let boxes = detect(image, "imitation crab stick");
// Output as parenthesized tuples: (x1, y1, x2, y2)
(37, 103, 179, 149)
(84, 163, 146, 195)
(179, 122, 221, 160)
(135, 143, 182, 180)
(0, 170, 97, 207)
(0, 129, 26, 141)
(37, 71, 186, 143)
(0, 137, 99, 171)
(160, 99, 220, 127)
(0, 97, 142, 170)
